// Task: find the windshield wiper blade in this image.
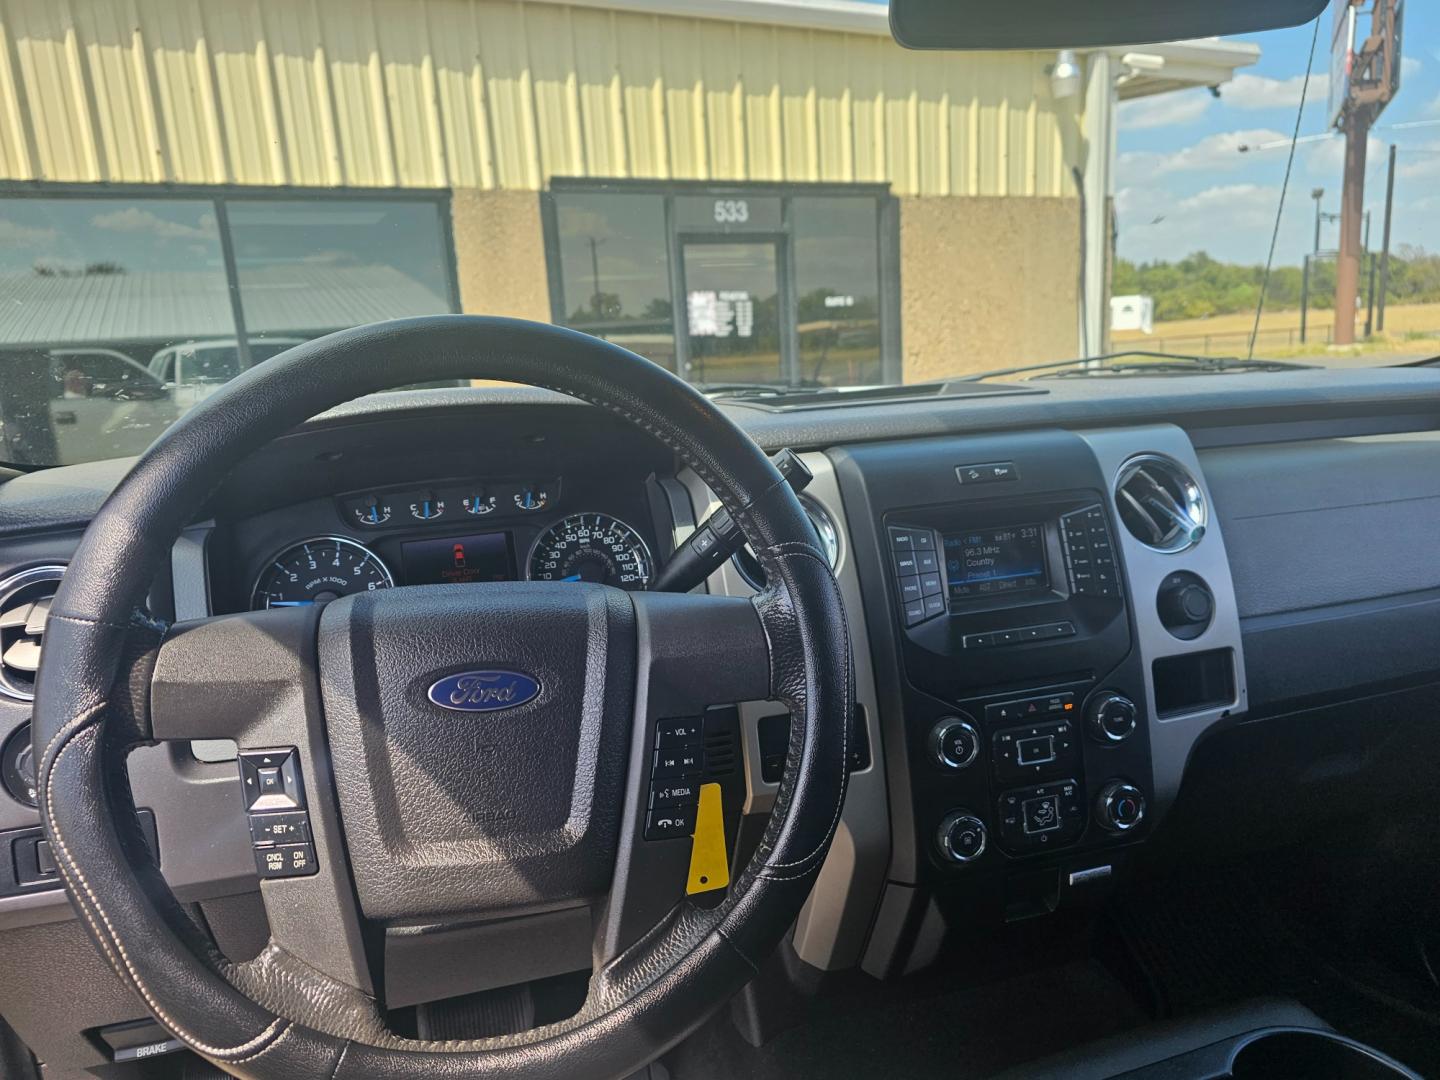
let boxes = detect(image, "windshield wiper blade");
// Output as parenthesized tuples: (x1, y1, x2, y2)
(696, 381, 831, 399)
(957, 350, 1315, 382)
(1033, 356, 1316, 379)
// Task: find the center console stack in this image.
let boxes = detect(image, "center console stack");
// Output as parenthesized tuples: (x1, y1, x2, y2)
(832, 427, 1245, 974)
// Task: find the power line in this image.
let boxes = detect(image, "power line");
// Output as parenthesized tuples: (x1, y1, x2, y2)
(1248, 14, 1322, 360)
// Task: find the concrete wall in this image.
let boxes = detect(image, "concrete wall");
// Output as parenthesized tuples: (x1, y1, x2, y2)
(451, 189, 551, 321)
(898, 196, 1081, 381)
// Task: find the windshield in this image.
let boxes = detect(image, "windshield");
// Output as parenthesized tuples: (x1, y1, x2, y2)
(0, 2, 1435, 466)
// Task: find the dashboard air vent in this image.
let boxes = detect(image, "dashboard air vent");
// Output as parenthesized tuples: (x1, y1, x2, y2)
(1115, 456, 1207, 553)
(0, 566, 66, 701)
(732, 495, 840, 591)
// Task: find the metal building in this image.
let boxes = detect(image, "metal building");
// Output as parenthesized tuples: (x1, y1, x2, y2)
(0, 0, 1257, 386)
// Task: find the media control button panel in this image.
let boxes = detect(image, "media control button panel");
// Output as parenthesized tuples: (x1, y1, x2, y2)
(239, 748, 318, 879)
(889, 526, 945, 627)
(645, 717, 703, 840)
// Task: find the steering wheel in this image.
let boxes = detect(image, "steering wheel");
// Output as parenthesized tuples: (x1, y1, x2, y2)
(31, 317, 853, 1079)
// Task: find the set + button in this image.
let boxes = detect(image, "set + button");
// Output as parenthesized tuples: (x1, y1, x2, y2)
(239, 748, 318, 879)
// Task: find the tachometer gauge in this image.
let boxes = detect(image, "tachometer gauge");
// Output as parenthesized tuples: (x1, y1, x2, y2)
(252, 536, 394, 610)
(527, 513, 653, 590)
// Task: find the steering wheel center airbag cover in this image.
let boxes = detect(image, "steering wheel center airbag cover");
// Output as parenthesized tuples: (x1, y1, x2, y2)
(320, 581, 636, 921)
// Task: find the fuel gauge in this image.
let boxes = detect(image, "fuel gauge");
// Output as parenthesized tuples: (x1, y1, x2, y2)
(463, 491, 497, 516)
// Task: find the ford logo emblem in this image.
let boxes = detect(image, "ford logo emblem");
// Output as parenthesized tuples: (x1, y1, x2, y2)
(427, 670, 541, 712)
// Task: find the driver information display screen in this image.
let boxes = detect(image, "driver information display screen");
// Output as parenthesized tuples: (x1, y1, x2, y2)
(402, 531, 513, 585)
(944, 524, 1048, 600)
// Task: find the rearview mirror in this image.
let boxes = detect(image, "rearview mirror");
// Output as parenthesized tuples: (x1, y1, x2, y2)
(890, 0, 1327, 50)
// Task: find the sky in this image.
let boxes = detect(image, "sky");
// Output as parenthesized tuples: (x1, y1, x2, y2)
(1112, 6, 1440, 267)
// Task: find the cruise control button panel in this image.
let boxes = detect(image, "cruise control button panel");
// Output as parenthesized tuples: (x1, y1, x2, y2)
(238, 749, 317, 878)
(255, 842, 317, 880)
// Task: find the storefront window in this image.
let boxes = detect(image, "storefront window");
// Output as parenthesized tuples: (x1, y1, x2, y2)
(0, 192, 457, 463)
(547, 185, 894, 389)
(227, 200, 454, 352)
(0, 197, 230, 464)
(792, 197, 883, 387)
(553, 193, 675, 369)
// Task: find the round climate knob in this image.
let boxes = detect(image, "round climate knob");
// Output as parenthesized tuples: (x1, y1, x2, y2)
(930, 716, 980, 769)
(1096, 781, 1146, 833)
(1158, 571, 1214, 640)
(1085, 691, 1137, 744)
(936, 811, 987, 863)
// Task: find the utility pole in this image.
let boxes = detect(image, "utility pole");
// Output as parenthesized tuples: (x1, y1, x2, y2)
(1364, 210, 1375, 338)
(1300, 254, 1311, 344)
(1335, 109, 1369, 345)
(587, 236, 604, 317)
(1333, 0, 1401, 346)
(1377, 143, 1397, 333)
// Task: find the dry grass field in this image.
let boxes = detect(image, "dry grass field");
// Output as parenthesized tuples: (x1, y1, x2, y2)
(1112, 301, 1440, 359)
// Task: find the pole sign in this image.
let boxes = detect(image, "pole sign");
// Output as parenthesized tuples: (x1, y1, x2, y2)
(1328, 0, 1356, 130)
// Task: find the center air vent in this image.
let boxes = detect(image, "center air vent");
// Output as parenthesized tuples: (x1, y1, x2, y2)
(1115, 456, 1206, 553)
(0, 566, 66, 701)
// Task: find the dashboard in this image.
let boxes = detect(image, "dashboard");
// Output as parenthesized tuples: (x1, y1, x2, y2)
(3, 369, 1440, 1073)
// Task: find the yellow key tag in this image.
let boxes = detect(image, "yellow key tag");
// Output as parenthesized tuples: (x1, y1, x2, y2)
(686, 782, 730, 895)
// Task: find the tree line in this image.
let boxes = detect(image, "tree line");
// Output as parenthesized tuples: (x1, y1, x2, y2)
(1114, 247, 1440, 322)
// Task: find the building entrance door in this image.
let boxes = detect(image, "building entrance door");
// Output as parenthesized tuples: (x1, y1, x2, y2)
(679, 239, 792, 386)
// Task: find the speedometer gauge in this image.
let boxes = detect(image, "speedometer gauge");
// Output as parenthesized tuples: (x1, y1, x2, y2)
(252, 536, 394, 610)
(527, 513, 653, 590)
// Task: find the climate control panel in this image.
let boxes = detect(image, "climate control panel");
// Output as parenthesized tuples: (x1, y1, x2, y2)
(914, 680, 1154, 874)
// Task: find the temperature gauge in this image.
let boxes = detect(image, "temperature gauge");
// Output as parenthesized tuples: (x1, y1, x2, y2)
(409, 492, 446, 521)
(463, 491, 497, 516)
(348, 495, 392, 527)
(513, 484, 550, 512)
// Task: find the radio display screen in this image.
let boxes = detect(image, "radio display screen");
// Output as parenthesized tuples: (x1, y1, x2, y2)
(944, 524, 1048, 600)
(402, 531, 513, 586)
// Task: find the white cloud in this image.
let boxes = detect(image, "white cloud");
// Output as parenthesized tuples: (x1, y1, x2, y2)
(90, 207, 211, 241)
(1116, 182, 1302, 264)
(1303, 132, 1384, 177)
(1221, 72, 1330, 111)
(1119, 129, 1289, 176)
(1427, 91, 1440, 117)
(0, 218, 58, 248)
(1118, 91, 1211, 131)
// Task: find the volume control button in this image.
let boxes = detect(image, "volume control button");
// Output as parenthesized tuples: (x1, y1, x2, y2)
(930, 716, 980, 769)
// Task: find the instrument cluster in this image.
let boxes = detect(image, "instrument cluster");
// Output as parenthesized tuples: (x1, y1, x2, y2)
(245, 475, 659, 611)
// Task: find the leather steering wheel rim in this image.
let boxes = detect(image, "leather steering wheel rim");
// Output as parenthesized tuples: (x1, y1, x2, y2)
(31, 316, 853, 1079)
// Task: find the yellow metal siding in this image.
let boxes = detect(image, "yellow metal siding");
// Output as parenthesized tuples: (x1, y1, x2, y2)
(0, 0, 1081, 195)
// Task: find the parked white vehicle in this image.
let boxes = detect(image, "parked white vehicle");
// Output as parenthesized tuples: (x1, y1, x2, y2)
(149, 338, 305, 406)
